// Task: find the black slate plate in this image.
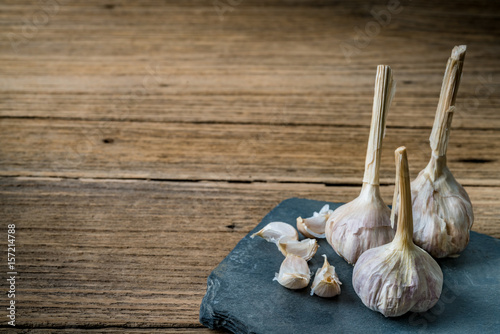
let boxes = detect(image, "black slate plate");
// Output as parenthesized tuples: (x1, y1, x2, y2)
(199, 198, 500, 333)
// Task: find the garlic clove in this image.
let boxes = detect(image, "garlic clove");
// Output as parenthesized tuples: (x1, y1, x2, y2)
(310, 254, 342, 297)
(325, 65, 396, 265)
(353, 147, 443, 317)
(297, 204, 332, 238)
(277, 238, 318, 261)
(406, 46, 474, 258)
(251, 222, 298, 244)
(318, 204, 330, 215)
(273, 254, 311, 289)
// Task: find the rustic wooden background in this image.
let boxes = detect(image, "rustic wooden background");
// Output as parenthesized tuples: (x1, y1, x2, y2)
(1, 0, 499, 332)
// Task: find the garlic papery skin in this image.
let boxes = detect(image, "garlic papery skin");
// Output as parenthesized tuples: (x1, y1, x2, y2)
(325, 184, 393, 265)
(297, 204, 333, 238)
(310, 255, 341, 297)
(277, 238, 318, 261)
(408, 45, 474, 258)
(411, 154, 474, 258)
(353, 147, 443, 317)
(325, 65, 396, 265)
(273, 254, 311, 290)
(251, 222, 298, 244)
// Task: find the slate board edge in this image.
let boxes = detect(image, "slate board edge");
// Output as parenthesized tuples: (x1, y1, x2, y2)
(199, 198, 300, 333)
(199, 197, 499, 333)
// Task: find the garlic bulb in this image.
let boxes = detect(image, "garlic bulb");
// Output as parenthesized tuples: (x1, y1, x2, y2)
(297, 204, 332, 238)
(274, 254, 311, 289)
(353, 147, 443, 317)
(409, 45, 474, 258)
(310, 255, 341, 297)
(251, 222, 298, 243)
(277, 238, 318, 261)
(325, 65, 396, 264)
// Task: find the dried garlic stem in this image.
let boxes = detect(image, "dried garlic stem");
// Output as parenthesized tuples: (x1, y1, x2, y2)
(430, 45, 466, 157)
(392, 147, 413, 249)
(362, 65, 396, 186)
(390, 149, 399, 228)
(326, 65, 396, 265)
(409, 46, 473, 258)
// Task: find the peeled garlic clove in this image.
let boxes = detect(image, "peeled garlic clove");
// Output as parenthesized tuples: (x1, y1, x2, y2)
(273, 254, 310, 289)
(310, 254, 342, 297)
(325, 65, 396, 265)
(297, 204, 332, 238)
(277, 238, 318, 261)
(353, 147, 443, 317)
(251, 222, 298, 243)
(400, 46, 473, 258)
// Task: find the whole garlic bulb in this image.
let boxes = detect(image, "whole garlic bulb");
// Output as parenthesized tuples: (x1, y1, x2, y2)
(353, 147, 443, 317)
(409, 45, 474, 258)
(310, 255, 342, 297)
(274, 254, 311, 289)
(325, 65, 396, 264)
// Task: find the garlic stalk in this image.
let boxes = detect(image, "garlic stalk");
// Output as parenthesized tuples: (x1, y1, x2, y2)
(310, 255, 342, 297)
(409, 45, 474, 258)
(325, 65, 396, 264)
(297, 204, 332, 238)
(277, 238, 318, 261)
(274, 254, 311, 289)
(353, 147, 443, 317)
(251, 222, 298, 244)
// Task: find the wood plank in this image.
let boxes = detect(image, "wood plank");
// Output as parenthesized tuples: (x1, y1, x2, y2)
(1, 1, 499, 332)
(0, 1, 498, 128)
(0, 118, 499, 186)
(0, 177, 498, 328)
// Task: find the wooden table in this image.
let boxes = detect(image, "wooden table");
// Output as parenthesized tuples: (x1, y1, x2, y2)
(1, 0, 499, 332)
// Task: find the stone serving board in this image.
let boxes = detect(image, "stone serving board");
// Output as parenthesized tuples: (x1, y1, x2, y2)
(199, 198, 500, 333)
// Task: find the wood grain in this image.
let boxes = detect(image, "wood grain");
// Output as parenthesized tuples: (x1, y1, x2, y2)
(0, 177, 498, 330)
(0, 1, 499, 129)
(0, 118, 499, 186)
(0, 0, 499, 332)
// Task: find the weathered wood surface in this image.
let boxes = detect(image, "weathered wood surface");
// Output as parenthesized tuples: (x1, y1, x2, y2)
(0, 0, 499, 332)
(1, 1, 499, 129)
(0, 177, 499, 330)
(1, 119, 499, 185)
